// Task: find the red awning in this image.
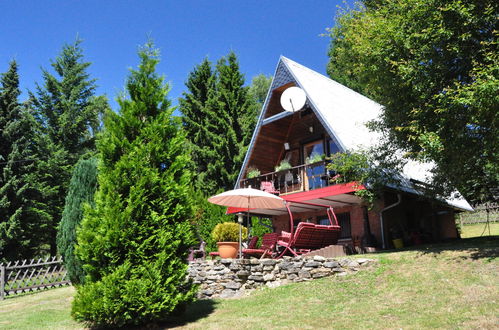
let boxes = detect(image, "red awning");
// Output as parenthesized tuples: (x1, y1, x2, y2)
(227, 182, 364, 216)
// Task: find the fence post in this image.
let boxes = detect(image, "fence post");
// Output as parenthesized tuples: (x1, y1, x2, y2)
(0, 264, 5, 300)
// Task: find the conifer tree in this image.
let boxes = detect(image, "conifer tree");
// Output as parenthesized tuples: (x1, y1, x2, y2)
(180, 52, 257, 194)
(179, 58, 216, 188)
(0, 61, 43, 262)
(72, 43, 196, 327)
(30, 40, 108, 255)
(56, 157, 97, 284)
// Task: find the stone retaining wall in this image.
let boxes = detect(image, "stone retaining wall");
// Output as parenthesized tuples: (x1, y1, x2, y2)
(188, 256, 374, 299)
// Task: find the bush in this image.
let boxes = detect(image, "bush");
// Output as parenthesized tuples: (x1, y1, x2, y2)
(251, 217, 273, 245)
(56, 157, 97, 285)
(191, 190, 235, 252)
(71, 43, 196, 327)
(212, 222, 247, 242)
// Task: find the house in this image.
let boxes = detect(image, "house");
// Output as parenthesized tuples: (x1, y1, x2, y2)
(229, 56, 472, 250)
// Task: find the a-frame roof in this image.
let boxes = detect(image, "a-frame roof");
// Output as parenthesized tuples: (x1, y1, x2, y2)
(236, 56, 472, 212)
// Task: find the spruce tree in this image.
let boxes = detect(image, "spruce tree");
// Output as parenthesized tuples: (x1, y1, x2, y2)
(56, 157, 97, 284)
(180, 52, 257, 194)
(72, 43, 196, 327)
(207, 52, 257, 191)
(0, 61, 43, 262)
(179, 58, 216, 189)
(30, 40, 108, 255)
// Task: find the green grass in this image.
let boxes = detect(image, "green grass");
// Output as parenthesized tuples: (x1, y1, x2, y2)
(0, 286, 80, 329)
(460, 222, 499, 238)
(1, 237, 497, 329)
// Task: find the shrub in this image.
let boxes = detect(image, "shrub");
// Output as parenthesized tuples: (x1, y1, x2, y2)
(71, 43, 196, 328)
(212, 222, 247, 242)
(56, 157, 97, 285)
(191, 190, 236, 252)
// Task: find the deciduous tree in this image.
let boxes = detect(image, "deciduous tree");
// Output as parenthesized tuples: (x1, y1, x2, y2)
(327, 0, 498, 204)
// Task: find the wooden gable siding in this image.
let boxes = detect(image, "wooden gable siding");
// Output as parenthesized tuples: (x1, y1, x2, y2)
(264, 82, 295, 119)
(244, 109, 329, 178)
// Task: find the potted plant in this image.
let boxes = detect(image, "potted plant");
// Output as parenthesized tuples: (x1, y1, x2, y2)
(306, 152, 325, 164)
(211, 222, 248, 258)
(275, 159, 292, 172)
(246, 166, 261, 179)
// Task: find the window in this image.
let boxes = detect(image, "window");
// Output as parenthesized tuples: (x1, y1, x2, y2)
(317, 213, 350, 239)
(318, 217, 330, 225)
(327, 138, 340, 156)
(336, 213, 351, 239)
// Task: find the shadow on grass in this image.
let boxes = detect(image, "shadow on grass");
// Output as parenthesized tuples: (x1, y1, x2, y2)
(372, 236, 499, 262)
(159, 299, 218, 329)
(109, 299, 218, 330)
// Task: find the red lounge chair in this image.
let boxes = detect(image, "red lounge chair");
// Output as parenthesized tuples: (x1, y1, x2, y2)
(243, 233, 279, 259)
(277, 222, 341, 257)
(246, 235, 259, 249)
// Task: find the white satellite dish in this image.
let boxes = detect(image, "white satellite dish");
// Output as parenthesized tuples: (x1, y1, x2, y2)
(280, 86, 306, 112)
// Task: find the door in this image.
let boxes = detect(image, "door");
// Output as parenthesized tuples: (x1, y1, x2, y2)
(302, 140, 325, 190)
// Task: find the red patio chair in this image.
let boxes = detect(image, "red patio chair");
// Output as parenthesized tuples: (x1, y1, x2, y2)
(246, 235, 259, 249)
(243, 233, 279, 259)
(260, 181, 280, 195)
(277, 222, 341, 257)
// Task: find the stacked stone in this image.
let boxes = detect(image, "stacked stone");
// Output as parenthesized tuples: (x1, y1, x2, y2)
(188, 256, 374, 299)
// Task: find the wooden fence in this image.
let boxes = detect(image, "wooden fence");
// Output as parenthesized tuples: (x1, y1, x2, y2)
(0, 256, 70, 300)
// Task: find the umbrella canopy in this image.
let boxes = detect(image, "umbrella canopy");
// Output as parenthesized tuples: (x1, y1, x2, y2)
(208, 187, 285, 209)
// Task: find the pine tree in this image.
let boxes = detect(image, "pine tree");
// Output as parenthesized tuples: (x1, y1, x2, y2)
(72, 43, 196, 327)
(0, 61, 43, 262)
(56, 157, 97, 284)
(30, 40, 108, 255)
(179, 52, 258, 194)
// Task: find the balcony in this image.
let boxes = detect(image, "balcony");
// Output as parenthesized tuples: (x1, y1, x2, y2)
(240, 161, 334, 195)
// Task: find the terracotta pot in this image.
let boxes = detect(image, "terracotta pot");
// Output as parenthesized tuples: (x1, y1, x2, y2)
(217, 242, 239, 258)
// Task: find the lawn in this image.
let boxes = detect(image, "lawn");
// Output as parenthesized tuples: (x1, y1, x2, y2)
(460, 222, 499, 238)
(1, 232, 497, 329)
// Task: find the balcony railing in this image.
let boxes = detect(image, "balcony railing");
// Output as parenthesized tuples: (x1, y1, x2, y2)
(240, 161, 334, 195)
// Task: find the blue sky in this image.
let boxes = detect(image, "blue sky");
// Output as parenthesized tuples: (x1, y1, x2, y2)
(1, 1, 350, 109)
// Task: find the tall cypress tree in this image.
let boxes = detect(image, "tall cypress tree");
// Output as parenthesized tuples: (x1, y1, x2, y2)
(180, 52, 257, 194)
(30, 40, 108, 255)
(0, 61, 43, 262)
(72, 43, 196, 327)
(57, 157, 97, 284)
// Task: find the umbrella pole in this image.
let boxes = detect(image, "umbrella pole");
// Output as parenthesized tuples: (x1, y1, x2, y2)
(238, 213, 243, 259)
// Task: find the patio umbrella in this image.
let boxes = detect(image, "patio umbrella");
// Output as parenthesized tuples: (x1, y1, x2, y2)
(208, 187, 285, 258)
